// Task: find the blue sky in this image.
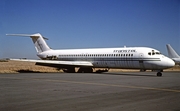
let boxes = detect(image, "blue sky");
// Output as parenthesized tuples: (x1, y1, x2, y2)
(0, 0, 179, 59)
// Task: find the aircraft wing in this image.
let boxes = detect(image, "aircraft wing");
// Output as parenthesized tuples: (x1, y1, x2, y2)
(10, 59, 93, 67)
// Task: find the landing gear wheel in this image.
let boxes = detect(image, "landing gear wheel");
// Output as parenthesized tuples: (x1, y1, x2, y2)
(96, 69, 109, 73)
(157, 72, 162, 77)
(63, 68, 75, 73)
(78, 67, 93, 73)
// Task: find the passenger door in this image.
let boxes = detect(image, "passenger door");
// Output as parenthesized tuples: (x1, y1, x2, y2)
(139, 53, 145, 69)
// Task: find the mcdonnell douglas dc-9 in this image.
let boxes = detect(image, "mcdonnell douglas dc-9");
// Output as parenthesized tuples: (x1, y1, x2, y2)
(6, 33, 174, 76)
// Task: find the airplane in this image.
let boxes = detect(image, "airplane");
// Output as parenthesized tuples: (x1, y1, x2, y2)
(6, 33, 175, 76)
(166, 44, 180, 64)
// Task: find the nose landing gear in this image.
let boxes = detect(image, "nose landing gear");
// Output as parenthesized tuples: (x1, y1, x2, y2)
(152, 70, 163, 77)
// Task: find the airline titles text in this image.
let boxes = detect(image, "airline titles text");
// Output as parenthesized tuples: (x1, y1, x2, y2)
(113, 49, 136, 53)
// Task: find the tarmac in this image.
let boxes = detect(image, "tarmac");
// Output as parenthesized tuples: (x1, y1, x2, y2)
(0, 72, 180, 111)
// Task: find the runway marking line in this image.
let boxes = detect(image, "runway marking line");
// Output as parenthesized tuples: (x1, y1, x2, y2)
(1, 76, 180, 93)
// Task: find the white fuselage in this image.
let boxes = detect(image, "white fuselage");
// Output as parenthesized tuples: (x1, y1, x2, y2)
(37, 47, 174, 70)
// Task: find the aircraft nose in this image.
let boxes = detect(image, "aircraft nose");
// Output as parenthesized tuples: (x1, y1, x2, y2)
(166, 57, 175, 68)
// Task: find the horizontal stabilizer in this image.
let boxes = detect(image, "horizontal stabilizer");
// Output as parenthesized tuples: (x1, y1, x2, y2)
(6, 33, 51, 53)
(6, 33, 48, 40)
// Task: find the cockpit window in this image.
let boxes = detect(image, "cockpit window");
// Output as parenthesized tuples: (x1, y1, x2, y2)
(148, 50, 161, 56)
(156, 52, 161, 55)
(152, 50, 155, 55)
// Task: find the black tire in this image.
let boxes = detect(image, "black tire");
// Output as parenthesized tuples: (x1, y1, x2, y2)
(78, 67, 93, 73)
(157, 72, 162, 77)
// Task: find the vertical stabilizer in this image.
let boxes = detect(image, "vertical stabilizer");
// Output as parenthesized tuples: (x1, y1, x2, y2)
(6, 33, 51, 53)
(166, 44, 179, 58)
(30, 33, 51, 53)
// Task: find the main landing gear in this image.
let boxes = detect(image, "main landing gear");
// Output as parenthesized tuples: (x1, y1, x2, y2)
(62, 67, 93, 73)
(63, 67, 109, 73)
(157, 72, 162, 77)
(95, 69, 109, 73)
(77, 67, 93, 73)
(63, 67, 75, 73)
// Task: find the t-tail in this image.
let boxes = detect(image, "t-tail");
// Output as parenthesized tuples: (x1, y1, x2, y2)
(6, 33, 51, 53)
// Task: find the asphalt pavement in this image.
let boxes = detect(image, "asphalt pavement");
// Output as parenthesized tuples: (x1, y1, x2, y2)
(0, 72, 180, 111)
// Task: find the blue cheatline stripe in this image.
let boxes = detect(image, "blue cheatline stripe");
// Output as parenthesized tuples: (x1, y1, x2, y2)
(56, 57, 161, 61)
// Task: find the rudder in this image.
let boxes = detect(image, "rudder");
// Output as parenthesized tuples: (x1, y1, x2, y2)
(30, 33, 51, 53)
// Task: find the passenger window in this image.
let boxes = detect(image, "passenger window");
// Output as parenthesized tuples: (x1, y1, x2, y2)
(148, 52, 151, 55)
